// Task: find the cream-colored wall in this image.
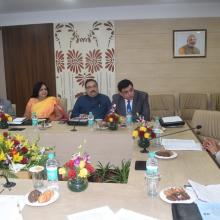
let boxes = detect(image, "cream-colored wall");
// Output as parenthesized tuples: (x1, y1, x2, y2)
(115, 18, 220, 97)
(0, 30, 7, 98)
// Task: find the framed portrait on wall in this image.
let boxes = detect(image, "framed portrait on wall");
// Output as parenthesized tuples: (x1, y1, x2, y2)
(173, 29, 207, 58)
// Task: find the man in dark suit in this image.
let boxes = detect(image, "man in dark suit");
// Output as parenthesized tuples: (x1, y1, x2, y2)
(0, 98, 15, 116)
(112, 79, 150, 121)
(71, 79, 111, 119)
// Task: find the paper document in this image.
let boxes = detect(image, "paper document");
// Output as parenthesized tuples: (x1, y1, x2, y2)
(8, 117, 26, 125)
(162, 139, 202, 151)
(67, 206, 117, 220)
(162, 116, 183, 123)
(197, 201, 220, 220)
(115, 208, 158, 220)
(0, 195, 25, 220)
(189, 180, 220, 203)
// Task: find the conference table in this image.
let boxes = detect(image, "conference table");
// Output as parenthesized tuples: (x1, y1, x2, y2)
(1, 122, 220, 220)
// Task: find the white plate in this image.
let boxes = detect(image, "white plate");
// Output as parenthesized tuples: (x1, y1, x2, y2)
(155, 150, 177, 159)
(24, 190, 59, 207)
(160, 187, 196, 204)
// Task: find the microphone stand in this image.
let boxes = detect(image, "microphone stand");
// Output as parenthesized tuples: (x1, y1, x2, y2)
(0, 174, 16, 188)
(159, 126, 201, 139)
(71, 124, 77, 132)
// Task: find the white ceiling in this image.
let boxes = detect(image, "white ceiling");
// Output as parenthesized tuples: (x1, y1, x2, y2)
(0, 0, 219, 14)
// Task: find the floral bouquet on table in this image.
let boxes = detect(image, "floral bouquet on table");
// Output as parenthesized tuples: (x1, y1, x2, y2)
(135, 113, 146, 126)
(0, 111, 12, 129)
(59, 144, 95, 192)
(132, 125, 156, 153)
(0, 132, 53, 177)
(104, 104, 121, 130)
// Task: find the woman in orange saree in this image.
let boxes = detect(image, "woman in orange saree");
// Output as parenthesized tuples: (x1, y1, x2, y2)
(24, 82, 68, 121)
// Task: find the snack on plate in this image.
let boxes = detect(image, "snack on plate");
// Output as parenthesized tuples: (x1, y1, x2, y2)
(28, 190, 42, 203)
(164, 187, 190, 201)
(38, 190, 54, 203)
(156, 150, 173, 157)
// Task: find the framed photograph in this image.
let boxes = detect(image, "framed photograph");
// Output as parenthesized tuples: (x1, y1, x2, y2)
(173, 29, 207, 58)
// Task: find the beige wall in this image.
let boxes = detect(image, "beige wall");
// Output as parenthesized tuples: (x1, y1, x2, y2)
(1, 18, 220, 103)
(0, 30, 7, 98)
(115, 18, 220, 97)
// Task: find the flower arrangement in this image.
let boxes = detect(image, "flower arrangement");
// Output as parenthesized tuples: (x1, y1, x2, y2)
(0, 132, 52, 174)
(105, 112, 120, 124)
(132, 126, 156, 140)
(104, 104, 121, 130)
(135, 113, 146, 126)
(59, 145, 95, 181)
(132, 125, 156, 153)
(0, 111, 12, 129)
(0, 112, 12, 123)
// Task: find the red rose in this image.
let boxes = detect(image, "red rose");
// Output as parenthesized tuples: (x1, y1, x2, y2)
(1, 114, 7, 121)
(85, 163, 95, 173)
(65, 159, 74, 168)
(3, 132, 8, 137)
(139, 130, 145, 138)
(20, 157, 29, 164)
(13, 140, 20, 146)
(68, 169, 76, 179)
(151, 132, 156, 139)
(20, 147, 28, 154)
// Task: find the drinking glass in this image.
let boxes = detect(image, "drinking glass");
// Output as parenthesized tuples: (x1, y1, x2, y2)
(29, 166, 44, 189)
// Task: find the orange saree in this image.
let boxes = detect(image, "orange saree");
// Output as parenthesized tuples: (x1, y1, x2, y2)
(24, 97, 67, 121)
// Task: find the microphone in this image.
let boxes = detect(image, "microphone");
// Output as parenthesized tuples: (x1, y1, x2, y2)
(159, 125, 202, 139)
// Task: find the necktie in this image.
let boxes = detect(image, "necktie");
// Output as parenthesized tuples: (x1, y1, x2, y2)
(127, 100, 132, 113)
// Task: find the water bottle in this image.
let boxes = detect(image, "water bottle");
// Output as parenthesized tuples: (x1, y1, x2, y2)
(146, 152, 158, 176)
(126, 110, 133, 128)
(153, 117, 161, 147)
(88, 112, 94, 131)
(146, 152, 160, 197)
(31, 112, 38, 130)
(46, 152, 59, 191)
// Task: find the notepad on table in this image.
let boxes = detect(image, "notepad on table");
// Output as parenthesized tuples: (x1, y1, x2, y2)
(115, 208, 158, 220)
(159, 116, 185, 127)
(67, 206, 158, 220)
(162, 139, 202, 151)
(8, 117, 26, 125)
(67, 206, 117, 220)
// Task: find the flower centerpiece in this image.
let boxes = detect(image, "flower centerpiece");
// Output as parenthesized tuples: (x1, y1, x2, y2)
(59, 144, 95, 192)
(0, 111, 12, 129)
(104, 104, 120, 130)
(132, 125, 156, 153)
(0, 132, 52, 177)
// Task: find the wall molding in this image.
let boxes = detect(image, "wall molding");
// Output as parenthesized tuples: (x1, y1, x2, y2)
(0, 3, 220, 26)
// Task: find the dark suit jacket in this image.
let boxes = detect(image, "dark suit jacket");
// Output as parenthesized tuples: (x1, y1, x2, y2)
(112, 90, 150, 121)
(0, 98, 15, 116)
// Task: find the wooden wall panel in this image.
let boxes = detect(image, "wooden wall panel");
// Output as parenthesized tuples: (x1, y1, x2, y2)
(115, 18, 220, 98)
(2, 23, 55, 116)
(0, 30, 7, 99)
